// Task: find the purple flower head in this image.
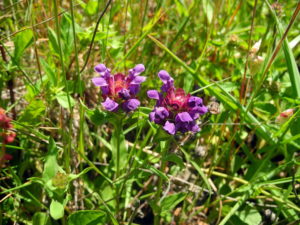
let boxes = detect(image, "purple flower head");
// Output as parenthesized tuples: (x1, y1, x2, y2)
(92, 64, 146, 112)
(147, 70, 208, 135)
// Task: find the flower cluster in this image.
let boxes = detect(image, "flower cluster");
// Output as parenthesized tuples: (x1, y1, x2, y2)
(147, 71, 208, 135)
(0, 108, 16, 144)
(92, 64, 146, 112)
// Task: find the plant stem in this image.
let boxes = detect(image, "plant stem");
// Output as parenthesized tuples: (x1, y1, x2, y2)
(69, 0, 81, 95)
(114, 117, 124, 219)
(154, 140, 170, 225)
(52, 0, 72, 173)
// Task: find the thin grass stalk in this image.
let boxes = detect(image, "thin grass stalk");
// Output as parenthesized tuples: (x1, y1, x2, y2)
(69, 0, 81, 95)
(140, 0, 149, 36)
(123, 0, 129, 73)
(52, 0, 72, 173)
(30, 0, 43, 86)
(240, 0, 258, 103)
(80, 0, 113, 73)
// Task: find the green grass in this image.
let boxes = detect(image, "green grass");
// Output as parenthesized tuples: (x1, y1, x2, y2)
(0, 0, 300, 224)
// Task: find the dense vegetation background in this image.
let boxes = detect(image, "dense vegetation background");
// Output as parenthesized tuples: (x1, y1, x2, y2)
(0, 0, 300, 224)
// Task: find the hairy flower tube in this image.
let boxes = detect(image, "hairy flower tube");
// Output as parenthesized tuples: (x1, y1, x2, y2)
(92, 64, 146, 112)
(147, 71, 208, 135)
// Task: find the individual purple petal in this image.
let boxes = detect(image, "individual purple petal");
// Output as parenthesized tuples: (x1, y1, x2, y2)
(190, 123, 200, 133)
(163, 121, 176, 135)
(188, 96, 203, 108)
(189, 106, 208, 119)
(175, 112, 193, 122)
(155, 107, 169, 119)
(94, 64, 107, 73)
(129, 84, 140, 95)
(101, 86, 110, 95)
(122, 99, 140, 112)
(102, 98, 119, 111)
(147, 90, 160, 100)
(149, 111, 155, 122)
(118, 88, 131, 100)
(196, 106, 208, 114)
(92, 77, 108, 87)
(189, 110, 200, 120)
(129, 64, 145, 78)
(175, 120, 189, 133)
(158, 71, 174, 92)
(158, 70, 173, 84)
(131, 76, 146, 84)
(161, 82, 174, 92)
(156, 107, 169, 122)
(149, 107, 169, 124)
(133, 64, 145, 74)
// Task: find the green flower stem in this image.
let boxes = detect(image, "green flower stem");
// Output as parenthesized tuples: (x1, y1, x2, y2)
(154, 139, 170, 225)
(112, 116, 125, 219)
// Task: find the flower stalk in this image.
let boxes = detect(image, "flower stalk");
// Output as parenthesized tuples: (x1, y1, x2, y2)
(154, 140, 170, 225)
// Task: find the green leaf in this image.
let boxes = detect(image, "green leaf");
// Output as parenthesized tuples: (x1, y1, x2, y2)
(60, 13, 74, 63)
(17, 99, 46, 126)
(67, 210, 108, 225)
(85, 0, 99, 15)
(48, 28, 60, 55)
(183, 73, 194, 93)
(154, 127, 172, 141)
(40, 58, 57, 86)
(87, 109, 110, 126)
(56, 92, 75, 108)
(290, 117, 300, 145)
(254, 102, 277, 115)
(163, 154, 184, 169)
(50, 200, 64, 220)
(236, 206, 262, 225)
(174, 0, 188, 16)
(43, 138, 59, 182)
(202, 0, 213, 23)
(282, 97, 300, 105)
(161, 192, 186, 214)
(32, 212, 52, 225)
(13, 29, 33, 63)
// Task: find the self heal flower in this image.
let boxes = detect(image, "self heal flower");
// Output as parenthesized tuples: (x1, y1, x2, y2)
(147, 70, 207, 135)
(92, 64, 146, 112)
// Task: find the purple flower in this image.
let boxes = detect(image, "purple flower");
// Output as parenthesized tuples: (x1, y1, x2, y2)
(92, 64, 146, 112)
(163, 121, 175, 135)
(175, 112, 200, 133)
(122, 99, 140, 112)
(147, 70, 207, 135)
(149, 107, 169, 124)
(158, 70, 174, 92)
(102, 98, 118, 111)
